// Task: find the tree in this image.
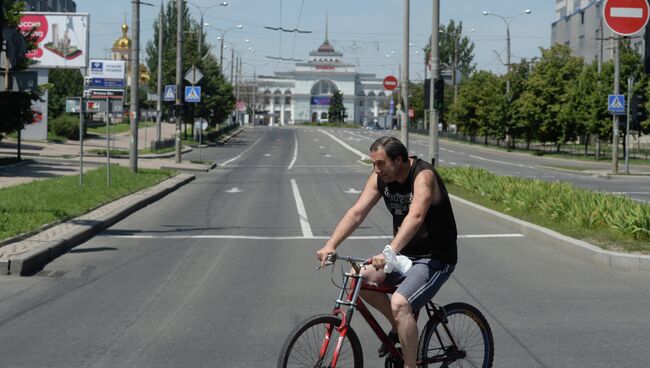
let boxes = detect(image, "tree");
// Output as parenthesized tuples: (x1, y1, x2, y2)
(328, 90, 345, 123)
(0, 0, 40, 143)
(425, 19, 476, 79)
(514, 44, 583, 148)
(145, 0, 234, 129)
(449, 70, 505, 141)
(47, 69, 83, 118)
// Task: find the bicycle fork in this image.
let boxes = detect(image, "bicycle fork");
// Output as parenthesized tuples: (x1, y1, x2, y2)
(317, 271, 364, 368)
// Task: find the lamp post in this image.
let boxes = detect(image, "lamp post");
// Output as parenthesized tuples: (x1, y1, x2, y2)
(184, 1, 227, 55)
(482, 9, 531, 95)
(214, 24, 243, 73)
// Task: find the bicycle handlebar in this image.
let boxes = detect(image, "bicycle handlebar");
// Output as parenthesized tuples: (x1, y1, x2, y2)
(319, 253, 371, 271)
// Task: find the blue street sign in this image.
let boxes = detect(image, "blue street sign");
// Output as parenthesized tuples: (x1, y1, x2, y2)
(164, 85, 176, 102)
(389, 99, 395, 115)
(608, 94, 625, 115)
(185, 86, 201, 103)
(89, 78, 124, 88)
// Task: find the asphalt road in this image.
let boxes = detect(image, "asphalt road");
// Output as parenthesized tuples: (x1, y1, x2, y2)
(0, 126, 648, 367)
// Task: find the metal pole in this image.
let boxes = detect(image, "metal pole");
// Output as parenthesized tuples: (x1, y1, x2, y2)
(220, 35, 224, 74)
(79, 96, 84, 186)
(106, 97, 111, 186)
(613, 37, 619, 173)
(230, 47, 235, 83)
(506, 23, 511, 95)
(130, 0, 140, 173)
(252, 70, 256, 125)
(198, 14, 203, 55)
(401, 0, 410, 151)
(626, 76, 632, 175)
(156, 1, 163, 142)
(235, 57, 240, 125)
(429, 0, 440, 166)
(175, 0, 183, 163)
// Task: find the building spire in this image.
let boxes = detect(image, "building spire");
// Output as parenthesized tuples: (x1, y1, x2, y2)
(325, 13, 329, 43)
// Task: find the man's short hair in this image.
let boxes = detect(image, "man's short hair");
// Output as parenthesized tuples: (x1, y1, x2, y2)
(370, 136, 408, 162)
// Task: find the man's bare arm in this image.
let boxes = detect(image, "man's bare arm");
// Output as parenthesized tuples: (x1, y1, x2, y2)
(390, 170, 435, 253)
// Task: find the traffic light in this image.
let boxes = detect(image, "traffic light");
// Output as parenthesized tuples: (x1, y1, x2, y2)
(434, 78, 444, 111)
(630, 93, 647, 131)
(423, 78, 445, 110)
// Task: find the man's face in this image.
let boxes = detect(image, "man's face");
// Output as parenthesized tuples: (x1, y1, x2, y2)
(370, 148, 402, 182)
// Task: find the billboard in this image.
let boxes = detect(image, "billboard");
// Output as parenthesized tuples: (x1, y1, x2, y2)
(18, 12, 89, 69)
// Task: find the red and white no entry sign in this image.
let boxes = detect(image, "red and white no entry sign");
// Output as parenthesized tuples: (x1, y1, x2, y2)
(603, 0, 650, 36)
(383, 75, 398, 91)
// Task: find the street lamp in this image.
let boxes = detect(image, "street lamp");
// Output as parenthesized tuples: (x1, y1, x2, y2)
(212, 24, 243, 73)
(184, 1, 227, 55)
(482, 9, 531, 95)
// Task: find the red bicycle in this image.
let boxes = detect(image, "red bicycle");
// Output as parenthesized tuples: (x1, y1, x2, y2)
(277, 254, 494, 368)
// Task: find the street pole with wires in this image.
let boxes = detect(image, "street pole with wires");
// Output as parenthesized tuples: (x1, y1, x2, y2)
(175, 0, 183, 163)
(429, 0, 440, 166)
(156, 1, 163, 142)
(401, 0, 410, 151)
(129, 0, 140, 173)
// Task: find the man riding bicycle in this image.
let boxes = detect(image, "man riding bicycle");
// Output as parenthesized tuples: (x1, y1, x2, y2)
(316, 136, 457, 368)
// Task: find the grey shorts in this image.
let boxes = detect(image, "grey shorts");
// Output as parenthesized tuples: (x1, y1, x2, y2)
(383, 258, 455, 311)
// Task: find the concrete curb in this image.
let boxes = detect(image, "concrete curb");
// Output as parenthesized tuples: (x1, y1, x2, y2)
(1, 173, 195, 276)
(449, 194, 650, 271)
(216, 127, 245, 144)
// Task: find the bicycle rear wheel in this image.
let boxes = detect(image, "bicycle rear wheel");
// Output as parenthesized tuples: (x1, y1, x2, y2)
(417, 302, 494, 368)
(277, 314, 363, 368)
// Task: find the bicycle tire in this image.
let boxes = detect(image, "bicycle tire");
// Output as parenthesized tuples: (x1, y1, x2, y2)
(417, 302, 494, 368)
(277, 314, 364, 368)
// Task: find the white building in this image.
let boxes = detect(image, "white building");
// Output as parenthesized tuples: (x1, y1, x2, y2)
(257, 35, 392, 125)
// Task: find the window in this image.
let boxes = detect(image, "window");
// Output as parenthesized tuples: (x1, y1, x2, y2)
(580, 11, 584, 24)
(321, 112, 328, 121)
(310, 80, 339, 95)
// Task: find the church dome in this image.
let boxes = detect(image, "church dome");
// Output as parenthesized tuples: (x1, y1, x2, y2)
(113, 23, 131, 51)
(317, 40, 335, 53)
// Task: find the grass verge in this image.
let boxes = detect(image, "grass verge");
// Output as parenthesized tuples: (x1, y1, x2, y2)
(438, 167, 650, 254)
(0, 165, 174, 242)
(87, 121, 154, 135)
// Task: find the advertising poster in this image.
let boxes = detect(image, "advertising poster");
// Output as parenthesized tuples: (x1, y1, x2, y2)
(18, 13, 89, 69)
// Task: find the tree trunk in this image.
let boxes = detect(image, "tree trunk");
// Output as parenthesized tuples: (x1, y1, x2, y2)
(596, 135, 601, 160)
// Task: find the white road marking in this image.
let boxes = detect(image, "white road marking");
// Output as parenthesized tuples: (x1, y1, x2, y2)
(610, 192, 650, 195)
(103, 233, 525, 240)
(288, 130, 298, 170)
(225, 187, 243, 193)
(450, 162, 457, 166)
(318, 129, 369, 160)
(264, 153, 271, 157)
(220, 136, 263, 166)
(468, 154, 536, 169)
(344, 188, 362, 194)
(291, 179, 313, 238)
(319, 146, 325, 149)
(314, 139, 319, 142)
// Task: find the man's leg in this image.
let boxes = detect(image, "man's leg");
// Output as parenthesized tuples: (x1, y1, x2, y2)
(358, 266, 397, 331)
(392, 292, 418, 368)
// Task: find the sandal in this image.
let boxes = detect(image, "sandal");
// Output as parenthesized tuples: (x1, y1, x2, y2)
(378, 331, 400, 357)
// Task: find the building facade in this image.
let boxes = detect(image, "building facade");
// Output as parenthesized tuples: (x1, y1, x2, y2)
(256, 37, 391, 126)
(20, 0, 76, 12)
(552, 0, 645, 65)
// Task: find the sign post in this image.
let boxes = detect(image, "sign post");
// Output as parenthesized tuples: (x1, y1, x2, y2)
(603, 0, 650, 173)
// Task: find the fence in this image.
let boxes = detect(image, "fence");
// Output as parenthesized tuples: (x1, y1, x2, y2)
(431, 130, 650, 163)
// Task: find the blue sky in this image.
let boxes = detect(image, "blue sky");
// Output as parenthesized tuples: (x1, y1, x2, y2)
(79, 0, 555, 80)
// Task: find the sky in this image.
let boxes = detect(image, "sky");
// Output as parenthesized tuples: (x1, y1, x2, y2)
(78, 0, 555, 81)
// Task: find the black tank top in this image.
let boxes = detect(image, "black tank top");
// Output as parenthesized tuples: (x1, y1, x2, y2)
(377, 158, 457, 265)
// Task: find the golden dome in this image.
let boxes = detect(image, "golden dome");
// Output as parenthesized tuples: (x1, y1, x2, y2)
(139, 63, 150, 83)
(112, 22, 131, 51)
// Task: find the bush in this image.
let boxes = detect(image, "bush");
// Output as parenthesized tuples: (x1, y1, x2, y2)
(49, 114, 86, 140)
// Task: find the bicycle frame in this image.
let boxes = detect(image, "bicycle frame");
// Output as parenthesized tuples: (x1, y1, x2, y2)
(318, 263, 463, 367)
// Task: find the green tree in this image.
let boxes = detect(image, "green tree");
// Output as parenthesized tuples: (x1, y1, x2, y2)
(449, 70, 505, 141)
(47, 69, 83, 118)
(0, 0, 40, 142)
(145, 0, 234, 128)
(328, 90, 345, 123)
(513, 44, 583, 148)
(425, 19, 476, 79)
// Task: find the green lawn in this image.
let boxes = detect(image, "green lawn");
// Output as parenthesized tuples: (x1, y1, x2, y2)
(438, 167, 650, 254)
(86, 121, 155, 135)
(0, 166, 174, 241)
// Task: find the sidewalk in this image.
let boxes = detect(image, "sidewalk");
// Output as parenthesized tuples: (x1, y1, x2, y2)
(0, 125, 244, 189)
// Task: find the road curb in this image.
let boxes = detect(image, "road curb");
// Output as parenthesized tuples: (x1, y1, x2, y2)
(449, 194, 650, 271)
(1, 173, 196, 276)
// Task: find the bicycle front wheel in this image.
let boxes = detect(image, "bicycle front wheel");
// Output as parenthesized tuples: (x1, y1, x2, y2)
(417, 302, 494, 368)
(277, 314, 363, 368)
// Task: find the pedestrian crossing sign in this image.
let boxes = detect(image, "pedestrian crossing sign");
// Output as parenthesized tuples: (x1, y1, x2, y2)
(164, 85, 176, 102)
(608, 94, 625, 115)
(185, 86, 201, 103)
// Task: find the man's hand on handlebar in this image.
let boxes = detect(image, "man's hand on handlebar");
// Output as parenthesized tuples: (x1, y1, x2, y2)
(370, 254, 386, 271)
(316, 245, 337, 268)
